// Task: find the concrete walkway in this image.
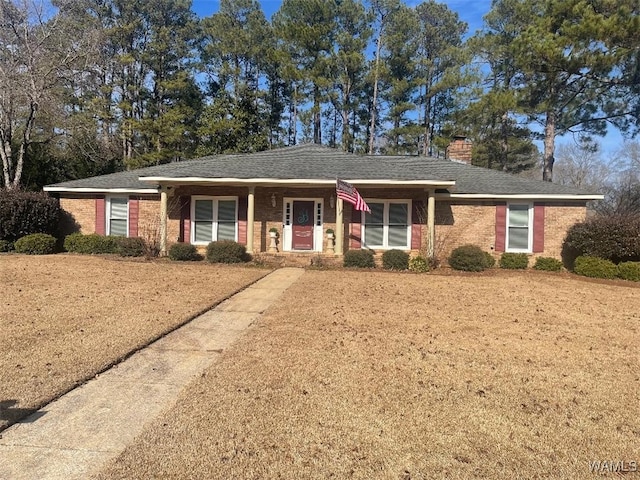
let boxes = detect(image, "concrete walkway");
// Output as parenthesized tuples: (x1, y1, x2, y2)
(0, 267, 304, 480)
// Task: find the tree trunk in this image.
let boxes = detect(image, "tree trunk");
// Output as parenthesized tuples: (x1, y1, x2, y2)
(543, 109, 556, 182)
(500, 111, 509, 171)
(313, 85, 321, 144)
(368, 35, 383, 155)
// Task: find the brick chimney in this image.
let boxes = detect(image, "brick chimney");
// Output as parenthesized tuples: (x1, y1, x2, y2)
(446, 135, 472, 164)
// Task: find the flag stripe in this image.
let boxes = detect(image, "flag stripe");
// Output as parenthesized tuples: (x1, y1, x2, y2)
(336, 179, 371, 213)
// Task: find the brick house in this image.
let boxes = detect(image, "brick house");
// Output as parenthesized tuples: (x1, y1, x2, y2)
(43, 144, 602, 262)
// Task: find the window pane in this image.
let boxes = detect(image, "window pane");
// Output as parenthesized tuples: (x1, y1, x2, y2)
(508, 227, 529, 250)
(110, 198, 127, 219)
(194, 221, 213, 243)
(218, 200, 236, 221)
(365, 225, 384, 246)
(388, 225, 408, 247)
(110, 219, 127, 237)
(509, 205, 529, 227)
(218, 222, 236, 241)
(366, 203, 384, 224)
(389, 203, 408, 225)
(195, 200, 213, 221)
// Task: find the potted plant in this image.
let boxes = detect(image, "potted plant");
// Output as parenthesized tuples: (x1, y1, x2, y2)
(268, 227, 278, 252)
(269, 227, 278, 238)
(326, 228, 335, 239)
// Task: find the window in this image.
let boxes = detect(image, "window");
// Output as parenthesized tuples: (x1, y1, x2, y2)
(107, 197, 128, 236)
(362, 200, 411, 249)
(192, 197, 238, 244)
(506, 203, 532, 252)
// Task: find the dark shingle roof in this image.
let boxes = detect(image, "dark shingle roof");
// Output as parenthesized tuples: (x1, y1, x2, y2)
(44, 144, 600, 197)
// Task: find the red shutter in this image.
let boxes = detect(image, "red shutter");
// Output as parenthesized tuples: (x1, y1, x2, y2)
(411, 201, 423, 250)
(179, 196, 191, 243)
(533, 203, 545, 253)
(128, 196, 139, 237)
(350, 206, 362, 249)
(495, 203, 507, 252)
(238, 196, 248, 245)
(95, 197, 105, 235)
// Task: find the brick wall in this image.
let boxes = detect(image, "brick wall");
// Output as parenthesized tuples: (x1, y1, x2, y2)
(59, 196, 97, 234)
(543, 203, 587, 259)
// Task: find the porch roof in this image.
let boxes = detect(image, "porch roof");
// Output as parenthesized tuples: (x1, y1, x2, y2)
(44, 144, 603, 200)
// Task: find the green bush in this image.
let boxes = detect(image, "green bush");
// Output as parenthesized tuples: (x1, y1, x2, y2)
(382, 249, 409, 270)
(0, 240, 13, 252)
(64, 233, 119, 254)
(563, 215, 640, 264)
(0, 191, 61, 242)
(448, 245, 493, 272)
(117, 237, 146, 257)
(484, 252, 496, 268)
(573, 256, 618, 279)
(343, 249, 375, 268)
(533, 257, 563, 272)
(409, 256, 430, 273)
(14, 233, 57, 255)
(169, 243, 202, 261)
(499, 252, 529, 269)
(206, 240, 249, 263)
(617, 261, 640, 282)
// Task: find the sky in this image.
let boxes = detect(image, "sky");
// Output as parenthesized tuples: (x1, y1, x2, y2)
(190, 0, 627, 158)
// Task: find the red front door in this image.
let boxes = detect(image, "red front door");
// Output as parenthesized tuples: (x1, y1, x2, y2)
(292, 201, 315, 250)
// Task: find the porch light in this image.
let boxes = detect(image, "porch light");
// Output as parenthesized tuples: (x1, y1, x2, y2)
(330, 195, 335, 209)
(271, 193, 276, 207)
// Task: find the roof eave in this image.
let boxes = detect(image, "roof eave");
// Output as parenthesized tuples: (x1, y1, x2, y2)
(437, 192, 604, 201)
(43, 186, 159, 194)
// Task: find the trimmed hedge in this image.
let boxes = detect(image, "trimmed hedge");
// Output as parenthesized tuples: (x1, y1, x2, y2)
(64, 233, 119, 254)
(206, 240, 249, 263)
(448, 245, 493, 272)
(0, 190, 61, 242)
(117, 237, 145, 257)
(169, 243, 202, 261)
(409, 256, 430, 273)
(14, 233, 57, 255)
(344, 249, 375, 268)
(563, 215, 640, 264)
(618, 262, 640, 282)
(499, 253, 529, 269)
(382, 249, 409, 270)
(0, 240, 13, 252)
(533, 257, 563, 272)
(573, 256, 618, 279)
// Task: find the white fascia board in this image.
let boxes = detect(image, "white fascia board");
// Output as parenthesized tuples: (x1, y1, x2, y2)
(138, 176, 456, 187)
(43, 186, 159, 194)
(437, 192, 604, 201)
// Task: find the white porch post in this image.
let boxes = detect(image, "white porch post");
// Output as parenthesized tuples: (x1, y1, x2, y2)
(427, 189, 436, 258)
(247, 186, 255, 252)
(159, 186, 168, 256)
(335, 197, 344, 255)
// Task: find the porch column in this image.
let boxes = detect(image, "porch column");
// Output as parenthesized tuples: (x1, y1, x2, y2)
(159, 186, 168, 256)
(247, 186, 255, 252)
(427, 189, 436, 258)
(335, 197, 344, 255)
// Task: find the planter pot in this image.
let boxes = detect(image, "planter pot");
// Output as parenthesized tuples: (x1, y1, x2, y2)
(268, 232, 278, 252)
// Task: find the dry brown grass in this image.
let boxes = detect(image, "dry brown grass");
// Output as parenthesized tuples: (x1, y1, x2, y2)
(95, 269, 640, 480)
(0, 254, 267, 430)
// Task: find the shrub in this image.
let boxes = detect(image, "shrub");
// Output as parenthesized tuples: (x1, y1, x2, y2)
(64, 233, 119, 254)
(169, 243, 202, 261)
(117, 237, 145, 257)
(533, 257, 563, 272)
(343, 249, 375, 268)
(0, 190, 61, 242)
(573, 256, 618, 279)
(0, 240, 13, 252)
(563, 215, 640, 264)
(206, 240, 248, 263)
(14, 233, 57, 255)
(382, 249, 409, 270)
(499, 252, 529, 269)
(484, 252, 496, 268)
(409, 256, 430, 273)
(448, 245, 493, 272)
(617, 261, 640, 282)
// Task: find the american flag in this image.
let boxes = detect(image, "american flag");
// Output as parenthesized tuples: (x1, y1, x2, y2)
(336, 179, 371, 213)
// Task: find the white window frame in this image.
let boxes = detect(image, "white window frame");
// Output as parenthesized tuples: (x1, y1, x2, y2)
(506, 203, 533, 253)
(361, 199, 412, 250)
(282, 197, 324, 252)
(191, 196, 239, 245)
(106, 196, 129, 237)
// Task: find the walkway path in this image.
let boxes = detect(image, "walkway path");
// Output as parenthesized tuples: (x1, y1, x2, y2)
(0, 267, 305, 480)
